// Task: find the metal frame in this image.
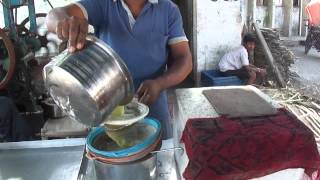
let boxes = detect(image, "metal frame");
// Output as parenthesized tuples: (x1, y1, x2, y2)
(2, 0, 37, 39)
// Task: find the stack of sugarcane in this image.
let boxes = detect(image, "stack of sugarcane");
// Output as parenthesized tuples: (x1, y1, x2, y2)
(254, 28, 295, 86)
(261, 86, 320, 148)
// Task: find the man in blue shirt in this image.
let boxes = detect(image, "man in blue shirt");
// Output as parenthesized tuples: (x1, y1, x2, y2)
(46, 0, 193, 139)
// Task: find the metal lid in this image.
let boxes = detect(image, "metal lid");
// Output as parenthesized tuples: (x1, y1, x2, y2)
(103, 101, 149, 129)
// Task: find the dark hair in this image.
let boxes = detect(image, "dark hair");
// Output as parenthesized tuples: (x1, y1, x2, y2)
(242, 33, 256, 44)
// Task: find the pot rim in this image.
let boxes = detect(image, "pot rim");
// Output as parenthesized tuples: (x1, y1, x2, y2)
(86, 118, 161, 158)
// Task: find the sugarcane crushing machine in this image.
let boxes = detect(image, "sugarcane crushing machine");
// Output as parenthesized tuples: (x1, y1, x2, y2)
(0, 0, 60, 135)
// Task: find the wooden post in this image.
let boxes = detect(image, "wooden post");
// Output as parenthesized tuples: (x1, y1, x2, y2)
(266, 0, 275, 28)
(299, 0, 307, 36)
(247, 0, 256, 30)
(192, 0, 199, 87)
(253, 23, 286, 88)
(283, 0, 293, 37)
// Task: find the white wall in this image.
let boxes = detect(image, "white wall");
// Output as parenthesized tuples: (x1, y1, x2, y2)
(255, 6, 300, 35)
(196, 0, 244, 80)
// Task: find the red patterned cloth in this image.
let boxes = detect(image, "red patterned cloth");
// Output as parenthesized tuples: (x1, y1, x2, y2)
(181, 108, 320, 180)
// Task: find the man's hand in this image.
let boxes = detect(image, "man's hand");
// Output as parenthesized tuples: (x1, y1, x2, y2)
(249, 65, 267, 77)
(136, 80, 163, 106)
(56, 16, 88, 52)
(257, 68, 267, 77)
(46, 5, 88, 53)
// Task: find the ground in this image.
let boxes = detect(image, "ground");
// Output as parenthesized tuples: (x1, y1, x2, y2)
(282, 37, 320, 101)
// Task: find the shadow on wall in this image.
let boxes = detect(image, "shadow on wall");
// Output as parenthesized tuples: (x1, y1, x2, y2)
(210, 45, 235, 70)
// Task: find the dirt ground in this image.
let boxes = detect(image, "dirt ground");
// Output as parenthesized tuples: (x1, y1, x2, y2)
(282, 38, 320, 101)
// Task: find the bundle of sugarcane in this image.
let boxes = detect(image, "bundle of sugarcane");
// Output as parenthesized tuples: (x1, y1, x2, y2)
(254, 28, 295, 85)
(261, 86, 320, 148)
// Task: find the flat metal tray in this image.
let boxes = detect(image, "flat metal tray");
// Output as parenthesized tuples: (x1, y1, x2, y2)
(0, 138, 85, 180)
(0, 138, 180, 180)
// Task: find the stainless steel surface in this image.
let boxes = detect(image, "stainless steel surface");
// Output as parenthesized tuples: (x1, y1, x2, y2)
(151, 147, 184, 154)
(43, 36, 134, 127)
(94, 155, 157, 180)
(43, 97, 66, 118)
(39, 129, 90, 138)
(156, 139, 181, 180)
(41, 116, 88, 139)
(0, 138, 86, 180)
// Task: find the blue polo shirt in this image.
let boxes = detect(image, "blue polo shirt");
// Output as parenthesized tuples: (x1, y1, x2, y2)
(75, 0, 187, 139)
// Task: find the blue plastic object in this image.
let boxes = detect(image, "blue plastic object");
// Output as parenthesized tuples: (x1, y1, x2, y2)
(86, 118, 161, 158)
(201, 70, 243, 86)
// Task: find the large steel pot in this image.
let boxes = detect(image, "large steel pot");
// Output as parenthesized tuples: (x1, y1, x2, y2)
(43, 36, 134, 127)
(94, 154, 157, 180)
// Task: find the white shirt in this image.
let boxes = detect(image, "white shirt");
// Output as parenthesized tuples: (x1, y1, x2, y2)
(218, 45, 249, 72)
(118, 0, 158, 29)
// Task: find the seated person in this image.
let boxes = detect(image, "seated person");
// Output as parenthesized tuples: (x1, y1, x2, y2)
(218, 33, 266, 85)
(0, 96, 32, 142)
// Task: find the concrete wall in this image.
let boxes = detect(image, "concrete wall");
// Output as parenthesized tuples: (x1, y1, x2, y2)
(255, 6, 300, 36)
(196, 0, 244, 83)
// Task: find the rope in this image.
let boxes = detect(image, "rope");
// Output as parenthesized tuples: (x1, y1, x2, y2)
(46, 0, 54, 9)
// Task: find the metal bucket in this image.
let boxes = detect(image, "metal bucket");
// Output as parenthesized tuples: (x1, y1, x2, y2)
(43, 36, 134, 127)
(92, 154, 157, 180)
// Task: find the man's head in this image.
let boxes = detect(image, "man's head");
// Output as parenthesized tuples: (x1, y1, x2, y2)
(242, 33, 256, 51)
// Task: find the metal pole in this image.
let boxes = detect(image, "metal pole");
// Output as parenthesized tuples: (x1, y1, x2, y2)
(253, 23, 286, 88)
(247, 0, 256, 30)
(27, 0, 37, 33)
(298, 0, 303, 36)
(3, 0, 18, 39)
(300, 0, 307, 37)
(2, 0, 10, 29)
(283, 0, 293, 37)
(193, 0, 199, 87)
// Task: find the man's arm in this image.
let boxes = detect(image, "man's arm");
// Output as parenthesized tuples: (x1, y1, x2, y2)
(137, 3, 192, 105)
(157, 42, 192, 90)
(240, 48, 265, 74)
(137, 42, 192, 105)
(46, 4, 88, 52)
(248, 64, 266, 74)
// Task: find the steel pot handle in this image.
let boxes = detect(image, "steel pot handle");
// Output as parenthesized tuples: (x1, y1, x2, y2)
(151, 147, 184, 155)
(86, 152, 97, 160)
